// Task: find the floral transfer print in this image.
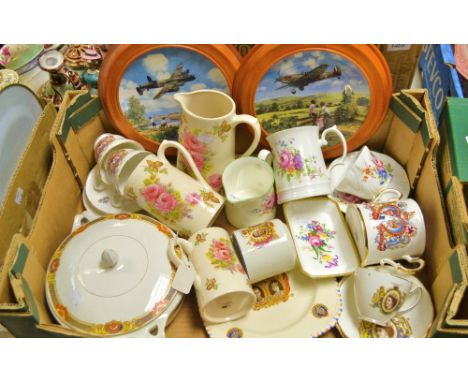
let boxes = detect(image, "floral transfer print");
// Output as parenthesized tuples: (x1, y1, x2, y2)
(141, 160, 193, 223)
(212, 120, 232, 142)
(94, 135, 116, 160)
(194, 232, 208, 245)
(359, 316, 412, 338)
(251, 191, 277, 216)
(241, 221, 279, 247)
(296, 220, 338, 268)
(206, 238, 245, 274)
(364, 202, 417, 251)
(361, 153, 394, 185)
(207, 173, 222, 191)
(205, 277, 218, 291)
(0, 46, 11, 65)
(106, 149, 128, 175)
(274, 139, 323, 183)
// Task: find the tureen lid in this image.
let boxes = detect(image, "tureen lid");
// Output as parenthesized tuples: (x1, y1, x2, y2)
(46, 213, 180, 337)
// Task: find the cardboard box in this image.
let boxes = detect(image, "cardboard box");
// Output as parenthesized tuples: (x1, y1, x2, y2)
(0, 89, 467, 337)
(419, 44, 464, 122)
(378, 44, 422, 93)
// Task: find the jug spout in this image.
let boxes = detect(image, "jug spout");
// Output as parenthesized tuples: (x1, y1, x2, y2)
(173, 92, 190, 109)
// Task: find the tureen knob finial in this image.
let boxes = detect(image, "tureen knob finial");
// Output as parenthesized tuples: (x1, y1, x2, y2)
(101, 249, 119, 269)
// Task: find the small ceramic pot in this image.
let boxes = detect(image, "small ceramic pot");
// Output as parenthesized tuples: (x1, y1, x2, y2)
(124, 140, 224, 237)
(172, 227, 255, 323)
(354, 267, 422, 326)
(346, 189, 426, 270)
(266, 125, 347, 204)
(175, 89, 262, 191)
(223, 150, 276, 228)
(232, 219, 297, 283)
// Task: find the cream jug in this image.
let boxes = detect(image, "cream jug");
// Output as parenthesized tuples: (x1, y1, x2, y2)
(174, 89, 262, 191)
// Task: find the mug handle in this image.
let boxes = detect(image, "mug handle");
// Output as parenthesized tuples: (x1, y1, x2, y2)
(379, 256, 425, 274)
(231, 114, 262, 157)
(320, 125, 347, 164)
(158, 140, 213, 192)
(397, 286, 422, 315)
(372, 188, 403, 203)
(257, 149, 272, 165)
(167, 237, 202, 290)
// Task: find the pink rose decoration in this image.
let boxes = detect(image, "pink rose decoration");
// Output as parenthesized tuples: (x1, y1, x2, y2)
(143, 184, 178, 213)
(190, 151, 205, 171)
(185, 192, 201, 206)
(308, 235, 322, 247)
(213, 240, 233, 261)
(208, 173, 222, 191)
(263, 192, 276, 210)
(182, 131, 205, 154)
(279, 149, 294, 170)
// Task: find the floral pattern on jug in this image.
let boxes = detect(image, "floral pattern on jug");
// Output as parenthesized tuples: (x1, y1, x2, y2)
(252, 273, 292, 310)
(206, 238, 245, 274)
(296, 220, 338, 268)
(364, 202, 417, 252)
(371, 286, 405, 314)
(361, 153, 394, 185)
(275, 139, 323, 183)
(205, 277, 218, 291)
(241, 221, 279, 248)
(359, 316, 412, 338)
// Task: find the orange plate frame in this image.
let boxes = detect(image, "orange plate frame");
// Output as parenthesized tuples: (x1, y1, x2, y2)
(232, 44, 392, 159)
(98, 44, 241, 153)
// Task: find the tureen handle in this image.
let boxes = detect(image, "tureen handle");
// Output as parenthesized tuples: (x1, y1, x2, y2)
(72, 210, 98, 232)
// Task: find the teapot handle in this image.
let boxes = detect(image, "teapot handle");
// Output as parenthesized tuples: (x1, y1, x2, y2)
(157, 140, 213, 191)
(231, 114, 262, 157)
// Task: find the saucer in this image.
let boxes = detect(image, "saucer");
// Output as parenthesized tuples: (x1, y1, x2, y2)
(329, 150, 410, 212)
(283, 197, 359, 278)
(337, 266, 434, 338)
(204, 264, 342, 338)
(84, 165, 140, 215)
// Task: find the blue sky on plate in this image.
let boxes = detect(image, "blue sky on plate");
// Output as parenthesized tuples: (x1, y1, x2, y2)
(119, 47, 229, 118)
(255, 51, 370, 103)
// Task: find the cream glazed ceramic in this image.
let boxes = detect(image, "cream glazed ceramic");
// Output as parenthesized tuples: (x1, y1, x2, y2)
(174, 227, 255, 323)
(204, 264, 342, 338)
(354, 267, 422, 326)
(338, 267, 434, 338)
(124, 140, 224, 238)
(329, 148, 410, 202)
(232, 219, 297, 284)
(45, 214, 184, 337)
(266, 125, 347, 204)
(346, 189, 426, 269)
(175, 89, 261, 192)
(283, 197, 359, 278)
(223, 150, 276, 228)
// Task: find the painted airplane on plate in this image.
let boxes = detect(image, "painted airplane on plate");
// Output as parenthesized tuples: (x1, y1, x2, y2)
(136, 63, 196, 100)
(275, 64, 342, 94)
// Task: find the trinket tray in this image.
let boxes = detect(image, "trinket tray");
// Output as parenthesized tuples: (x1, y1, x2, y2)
(283, 197, 359, 278)
(204, 263, 342, 337)
(337, 266, 434, 338)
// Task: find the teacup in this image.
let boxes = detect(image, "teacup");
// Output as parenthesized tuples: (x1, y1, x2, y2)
(124, 140, 224, 237)
(266, 125, 347, 204)
(232, 219, 297, 283)
(354, 267, 422, 326)
(171, 227, 255, 323)
(103, 148, 151, 195)
(346, 189, 426, 271)
(331, 146, 394, 200)
(223, 150, 276, 228)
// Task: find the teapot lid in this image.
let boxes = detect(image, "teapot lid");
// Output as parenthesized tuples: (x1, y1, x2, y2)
(46, 213, 180, 337)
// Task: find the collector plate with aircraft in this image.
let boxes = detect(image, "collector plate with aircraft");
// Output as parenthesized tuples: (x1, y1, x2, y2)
(232, 45, 392, 159)
(98, 45, 241, 152)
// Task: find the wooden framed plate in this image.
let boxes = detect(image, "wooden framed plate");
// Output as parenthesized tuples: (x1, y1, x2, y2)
(232, 44, 392, 159)
(98, 45, 241, 152)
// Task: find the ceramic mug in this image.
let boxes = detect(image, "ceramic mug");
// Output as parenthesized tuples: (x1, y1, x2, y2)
(223, 150, 276, 228)
(331, 146, 394, 200)
(354, 267, 422, 326)
(346, 189, 426, 271)
(124, 140, 224, 238)
(232, 219, 297, 283)
(175, 89, 262, 191)
(103, 148, 151, 195)
(170, 227, 255, 323)
(266, 125, 347, 204)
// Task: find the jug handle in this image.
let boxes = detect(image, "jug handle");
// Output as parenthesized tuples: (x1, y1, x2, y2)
(231, 114, 262, 157)
(320, 125, 347, 164)
(157, 140, 213, 191)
